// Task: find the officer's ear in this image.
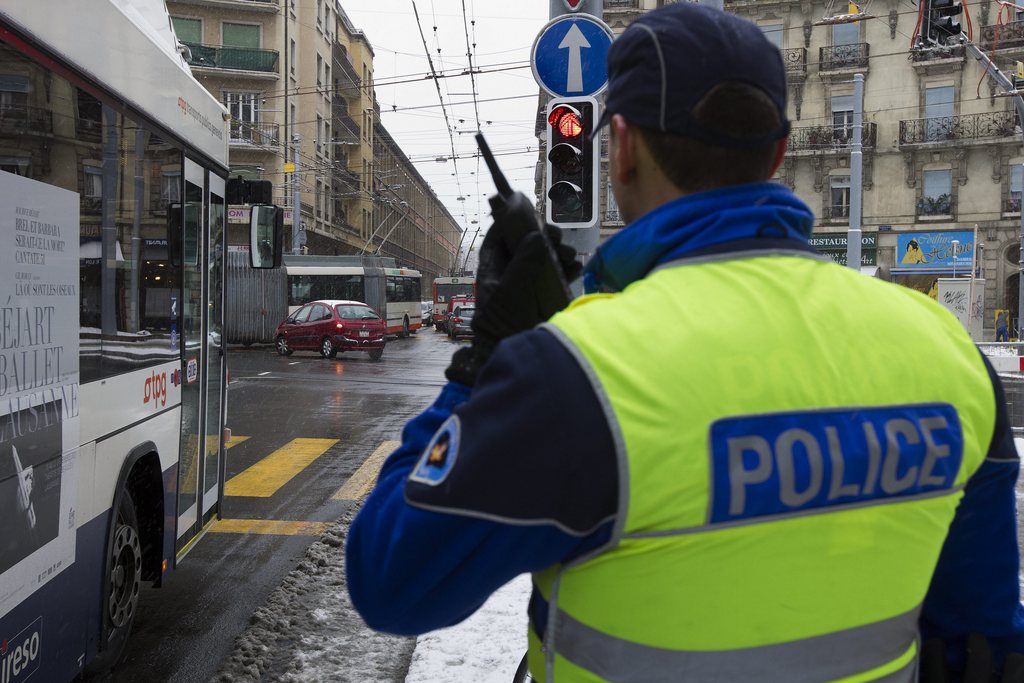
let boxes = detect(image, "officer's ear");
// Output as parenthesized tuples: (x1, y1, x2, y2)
(609, 114, 639, 186)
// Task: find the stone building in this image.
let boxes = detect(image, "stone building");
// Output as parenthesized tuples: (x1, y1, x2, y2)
(595, 0, 1024, 337)
(164, 0, 461, 279)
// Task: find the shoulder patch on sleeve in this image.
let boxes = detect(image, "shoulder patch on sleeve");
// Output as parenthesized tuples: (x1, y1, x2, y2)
(409, 415, 461, 486)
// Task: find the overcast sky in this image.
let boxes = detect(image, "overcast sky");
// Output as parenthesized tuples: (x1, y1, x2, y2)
(344, 0, 548, 254)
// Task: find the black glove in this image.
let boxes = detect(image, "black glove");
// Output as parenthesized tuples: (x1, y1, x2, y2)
(445, 225, 581, 386)
(921, 635, 1024, 683)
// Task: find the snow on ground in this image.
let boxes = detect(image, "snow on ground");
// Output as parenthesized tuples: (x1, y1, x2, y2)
(211, 508, 529, 683)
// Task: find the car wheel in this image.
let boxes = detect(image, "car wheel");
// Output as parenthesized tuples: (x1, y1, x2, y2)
(276, 335, 293, 356)
(320, 337, 338, 358)
(368, 348, 383, 361)
(86, 489, 142, 674)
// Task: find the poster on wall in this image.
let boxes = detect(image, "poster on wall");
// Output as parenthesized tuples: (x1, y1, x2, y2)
(0, 171, 80, 619)
(895, 230, 974, 271)
(937, 278, 985, 341)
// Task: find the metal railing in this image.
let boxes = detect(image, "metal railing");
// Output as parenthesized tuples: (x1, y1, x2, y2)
(0, 105, 53, 133)
(821, 204, 851, 220)
(788, 122, 877, 151)
(819, 43, 869, 71)
(784, 47, 807, 75)
(899, 111, 1017, 145)
(229, 121, 279, 146)
(981, 343, 1024, 433)
(1005, 196, 1023, 214)
(910, 44, 966, 61)
(916, 195, 954, 217)
(981, 21, 1024, 50)
(182, 42, 279, 73)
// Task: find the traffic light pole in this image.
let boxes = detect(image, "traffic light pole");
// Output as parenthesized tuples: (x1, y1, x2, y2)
(964, 41, 1024, 336)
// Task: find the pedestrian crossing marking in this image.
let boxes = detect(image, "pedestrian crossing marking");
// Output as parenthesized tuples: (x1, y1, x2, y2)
(225, 437, 338, 498)
(209, 519, 332, 536)
(225, 435, 250, 449)
(332, 440, 400, 501)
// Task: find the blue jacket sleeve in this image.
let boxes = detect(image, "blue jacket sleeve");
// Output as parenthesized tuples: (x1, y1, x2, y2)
(919, 353, 1024, 666)
(345, 329, 618, 636)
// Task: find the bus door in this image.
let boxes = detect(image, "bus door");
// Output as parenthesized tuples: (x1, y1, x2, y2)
(176, 159, 226, 555)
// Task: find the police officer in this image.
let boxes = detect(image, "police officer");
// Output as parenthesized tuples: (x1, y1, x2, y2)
(347, 4, 1024, 681)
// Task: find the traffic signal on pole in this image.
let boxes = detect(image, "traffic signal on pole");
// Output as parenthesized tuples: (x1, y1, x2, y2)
(545, 97, 598, 228)
(929, 0, 963, 43)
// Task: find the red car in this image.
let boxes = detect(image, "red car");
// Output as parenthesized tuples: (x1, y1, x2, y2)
(276, 300, 386, 361)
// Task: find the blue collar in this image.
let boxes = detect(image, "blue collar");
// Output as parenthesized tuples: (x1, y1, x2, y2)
(582, 183, 815, 293)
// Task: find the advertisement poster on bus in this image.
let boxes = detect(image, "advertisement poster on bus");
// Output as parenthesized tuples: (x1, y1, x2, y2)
(0, 172, 81, 619)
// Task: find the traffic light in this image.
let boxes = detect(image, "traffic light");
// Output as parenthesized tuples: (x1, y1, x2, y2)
(545, 96, 598, 228)
(928, 0, 963, 43)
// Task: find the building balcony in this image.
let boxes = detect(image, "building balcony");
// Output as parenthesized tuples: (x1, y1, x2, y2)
(229, 120, 279, 147)
(910, 43, 966, 62)
(332, 99, 361, 143)
(784, 47, 807, 77)
(1, 105, 52, 134)
(605, 0, 639, 8)
(819, 43, 869, 72)
(182, 42, 279, 73)
(916, 195, 954, 218)
(981, 21, 1024, 52)
(899, 111, 1018, 146)
(821, 205, 851, 221)
(788, 122, 876, 153)
(169, 0, 277, 10)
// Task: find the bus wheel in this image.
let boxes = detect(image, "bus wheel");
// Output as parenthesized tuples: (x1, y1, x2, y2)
(87, 490, 142, 673)
(320, 337, 338, 359)
(276, 335, 293, 356)
(401, 317, 410, 338)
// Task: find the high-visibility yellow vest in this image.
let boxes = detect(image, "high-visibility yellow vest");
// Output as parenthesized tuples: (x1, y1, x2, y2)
(530, 252, 995, 682)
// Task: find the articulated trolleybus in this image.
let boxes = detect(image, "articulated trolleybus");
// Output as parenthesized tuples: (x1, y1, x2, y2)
(285, 255, 423, 337)
(431, 276, 476, 329)
(0, 2, 282, 679)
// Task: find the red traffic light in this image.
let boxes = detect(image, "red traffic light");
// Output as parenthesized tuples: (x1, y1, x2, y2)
(548, 105, 583, 138)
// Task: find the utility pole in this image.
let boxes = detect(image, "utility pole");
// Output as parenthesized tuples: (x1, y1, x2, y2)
(846, 73, 864, 270)
(291, 133, 301, 255)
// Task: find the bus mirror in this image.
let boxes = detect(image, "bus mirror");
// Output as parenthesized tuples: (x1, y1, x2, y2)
(250, 205, 283, 269)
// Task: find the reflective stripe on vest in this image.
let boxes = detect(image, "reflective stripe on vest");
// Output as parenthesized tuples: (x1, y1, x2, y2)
(553, 606, 919, 683)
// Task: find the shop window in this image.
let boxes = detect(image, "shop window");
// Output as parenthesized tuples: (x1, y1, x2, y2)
(920, 169, 952, 216)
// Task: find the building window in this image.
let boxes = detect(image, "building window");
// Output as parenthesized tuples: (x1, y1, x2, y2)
(1010, 164, 1023, 213)
(606, 180, 621, 223)
(160, 169, 181, 211)
(0, 155, 30, 176)
(761, 23, 784, 49)
(317, 54, 323, 89)
(920, 169, 952, 216)
(316, 114, 323, 153)
(290, 39, 296, 75)
(222, 23, 259, 48)
(171, 17, 202, 44)
(924, 85, 954, 142)
(832, 22, 858, 46)
(224, 92, 259, 142)
(0, 74, 29, 124)
(829, 175, 851, 219)
(316, 179, 322, 218)
(317, 0, 323, 27)
(831, 95, 854, 145)
(83, 166, 103, 211)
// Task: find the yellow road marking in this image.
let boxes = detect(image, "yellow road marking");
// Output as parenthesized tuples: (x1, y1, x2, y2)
(225, 435, 250, 449)
(225, 437, 338, 498)
(333, 440, 400, 501)
(209, 519, 332, 536)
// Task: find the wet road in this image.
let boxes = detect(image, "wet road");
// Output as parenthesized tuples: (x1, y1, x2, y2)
(90, 327, 460, 683)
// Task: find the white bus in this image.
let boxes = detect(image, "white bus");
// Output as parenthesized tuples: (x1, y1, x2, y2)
(284, 255, 423, 338)
(431, 276, 476, 330)
(0, 3, 279, 679)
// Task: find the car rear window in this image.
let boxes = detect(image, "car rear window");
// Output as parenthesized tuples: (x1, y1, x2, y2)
(457, 308, 475, 317)
(336, 305, 380, 320)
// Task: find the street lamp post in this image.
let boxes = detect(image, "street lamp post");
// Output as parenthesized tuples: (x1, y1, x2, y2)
(952, 239, 959, 278)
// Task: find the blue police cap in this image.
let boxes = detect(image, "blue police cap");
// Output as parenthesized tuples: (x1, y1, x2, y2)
(595, 3, 791, 148)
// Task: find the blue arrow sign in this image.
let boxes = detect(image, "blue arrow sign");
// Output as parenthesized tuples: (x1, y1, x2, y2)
(531, 14, 614, 98)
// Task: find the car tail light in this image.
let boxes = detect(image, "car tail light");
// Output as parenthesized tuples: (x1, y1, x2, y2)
(453, 317, 463, 324)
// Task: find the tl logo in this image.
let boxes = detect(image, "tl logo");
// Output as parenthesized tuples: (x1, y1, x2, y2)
(563, 0, 583, 9)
